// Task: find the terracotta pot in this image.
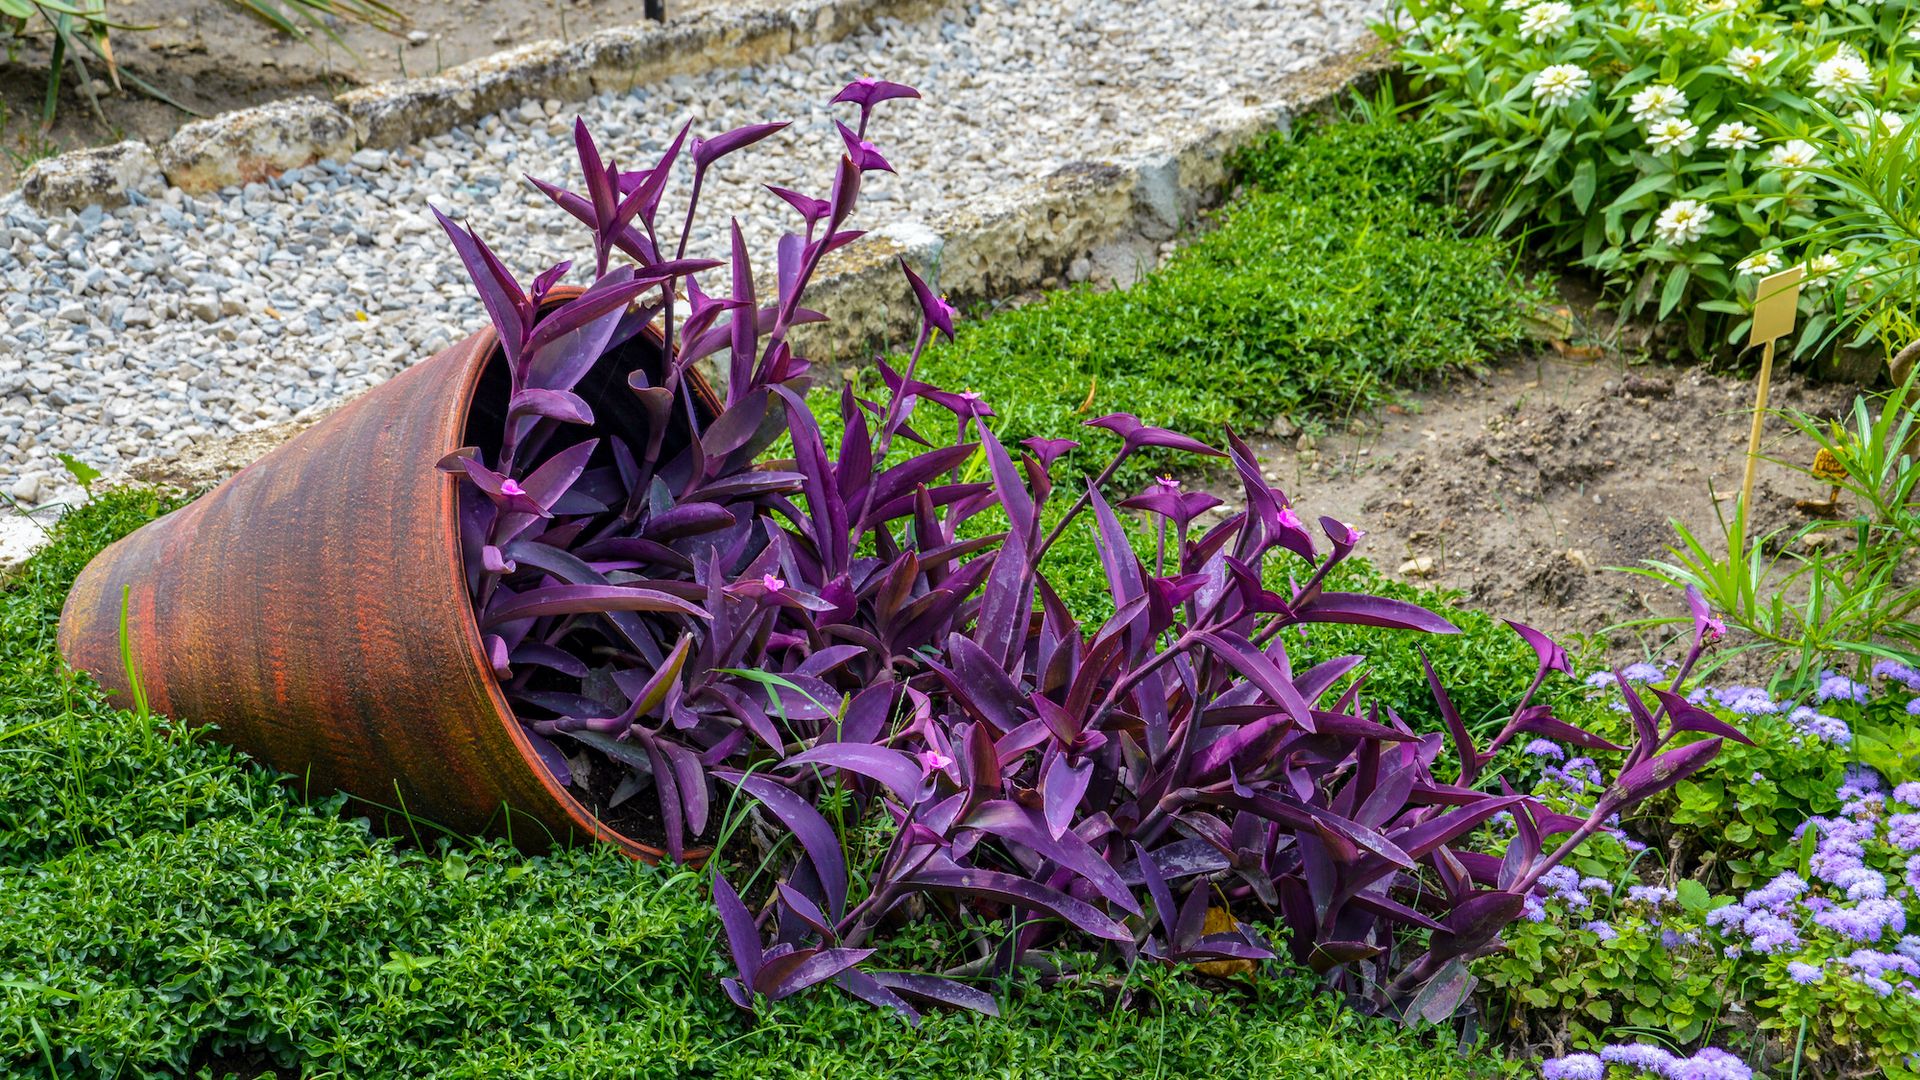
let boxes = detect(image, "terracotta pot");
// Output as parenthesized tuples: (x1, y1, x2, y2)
(58, 288, 716, 859)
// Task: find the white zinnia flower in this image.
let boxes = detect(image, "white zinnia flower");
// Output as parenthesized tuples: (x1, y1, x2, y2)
(1707, 121, 1762, 150)
(1518, 1, 1576, 41)
(1654, 199, 1714, 245)
(1767, 139, 1824, 170)
(1724, 46, 1777, 84)
(1848, 108, 1907, 137)
(1533, 64, 1593, 108)
(1910, 24, 1920, 42)
(1629, 84, 1688, 122)
(1696, 0, 1739, 12)
(1809, 49, 1874, 101)
(1647, 117, 1700, 155)
(1804, 253, 1843, 288)
(1636, 12, 1686, 41)
(1736, 250, 1782, 276)
(1501, 0, 1531, 10)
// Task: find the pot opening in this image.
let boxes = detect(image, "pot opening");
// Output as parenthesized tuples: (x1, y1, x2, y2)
(461, 325, 711, 854)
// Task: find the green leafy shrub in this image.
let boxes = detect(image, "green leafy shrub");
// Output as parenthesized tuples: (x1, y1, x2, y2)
(1382, 0, 1920, 355)
(1665, 712, 1849, 886)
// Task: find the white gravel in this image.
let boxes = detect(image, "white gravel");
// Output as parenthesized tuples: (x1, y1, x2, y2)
(0, 0, 1381, 516)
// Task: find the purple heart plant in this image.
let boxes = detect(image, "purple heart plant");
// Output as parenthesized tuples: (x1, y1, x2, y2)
(430, 79, 1737, 1024)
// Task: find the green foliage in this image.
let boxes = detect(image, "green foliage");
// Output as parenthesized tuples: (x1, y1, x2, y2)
(1665, 714, 1848, 886)
(1631, 374, 1920, 694)
(1384, 0, 1920, 357)
(0, 491, 1515, 1078)
(890, 112, 1538, 492)
(1479, 881, 1731, 1050)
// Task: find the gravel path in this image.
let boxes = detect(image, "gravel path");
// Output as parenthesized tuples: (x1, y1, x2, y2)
(1, 0, 1382, 518)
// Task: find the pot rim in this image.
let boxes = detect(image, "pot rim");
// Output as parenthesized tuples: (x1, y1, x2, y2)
(446, 286, 719, 862)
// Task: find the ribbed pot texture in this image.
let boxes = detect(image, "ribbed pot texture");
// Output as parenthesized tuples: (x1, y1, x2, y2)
(58, 290, 713, 859)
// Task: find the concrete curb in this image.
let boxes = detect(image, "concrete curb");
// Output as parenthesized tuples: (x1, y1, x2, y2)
(18, 0, 933, 211)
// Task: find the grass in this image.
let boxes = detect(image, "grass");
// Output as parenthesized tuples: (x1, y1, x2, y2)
(0, 112, 1556, 1077)
(880, 109, 1542, 491)
(0, 492, 1518, 1078)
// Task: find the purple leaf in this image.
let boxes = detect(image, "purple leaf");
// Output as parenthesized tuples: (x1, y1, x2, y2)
(1505, 620, 1571, 675)
(900, 868, 1132, 942)
(784, 743, 923, 803)
(1652, 688, 1754, 745)
(756, 947, 875, 1001)
(1298, 593, 1461, 634)
(715, 769, 850, 918)
(693, 122, 789, 170)
(481, 584, 711, 627)
(712, 872, 763, 987)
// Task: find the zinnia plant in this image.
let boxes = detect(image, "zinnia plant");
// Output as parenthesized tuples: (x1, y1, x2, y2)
(429, 78, 1735, 1023)
(1382, 0, 1920, 358)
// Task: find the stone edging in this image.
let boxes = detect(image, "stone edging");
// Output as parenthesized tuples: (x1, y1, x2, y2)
(19, 0, 936, 213)
(116, 45, 1395, 504)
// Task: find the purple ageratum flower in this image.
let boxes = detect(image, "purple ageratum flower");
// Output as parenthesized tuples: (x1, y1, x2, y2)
(1627, 885, 1676, 906)
(1541, 1053, 1603, 1080)
(1713, 686, 1780, 716)
(1874, 660, 1920, 690)
(1523, 738, 1567, 761)
(1600, 1043, 1679, 1072)
(1580, 876, 1614, 896)
(1816, 669, 1870, 704)
(1671, 1048, 1754, 1080)
(1745, 872, 1808, 911)
(1584, 920, 1619, 942)
(1741, 910, 1802, 953)
(1887, 813, 1920, 852)
(1814, 897, 1906, 942)
(1662, 928, 1699, 948)
(1906, 854, 1920, 892)
(1788, 960, 1824, 984)
(1621, 661, 1665, 683)
(1840, 948, 1920, 981)
(1839, 764, 1888, 801)
(1522, 894, 1547, 923)
(1908, 698, 1920, 717)
(1786, 705, 1852, 747)
(1585, 670, 1619, 690)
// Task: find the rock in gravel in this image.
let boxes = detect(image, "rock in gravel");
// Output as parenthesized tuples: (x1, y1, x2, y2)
(10, 475, 40, 505)
(21, 141, 164, 214)
(161, 97, 358, 194)
(1398, 556, 1436, 577)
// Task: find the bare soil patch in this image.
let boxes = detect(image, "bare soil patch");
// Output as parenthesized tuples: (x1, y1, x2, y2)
(0, 0, 743, 191)
(1253, 350, 1861, 656)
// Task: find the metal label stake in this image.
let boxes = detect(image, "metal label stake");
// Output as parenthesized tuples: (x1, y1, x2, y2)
(1740, 265, 1806, 519)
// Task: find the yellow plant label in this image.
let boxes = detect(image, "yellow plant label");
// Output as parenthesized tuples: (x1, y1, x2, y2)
(1749, 265, 1804, 347)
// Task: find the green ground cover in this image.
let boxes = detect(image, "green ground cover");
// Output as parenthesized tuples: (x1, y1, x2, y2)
(1, 112, 1555, 1078)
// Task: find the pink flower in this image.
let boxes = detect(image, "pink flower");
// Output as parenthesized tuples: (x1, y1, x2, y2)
(1278, 506, 1304, 530)
(500, 478, 527, 497)
(762, 573, 786, 593)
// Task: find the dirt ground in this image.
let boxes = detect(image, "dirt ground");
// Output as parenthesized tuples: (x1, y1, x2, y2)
(1254, 348, 1862, 659)
(0, 0, 739, 190)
